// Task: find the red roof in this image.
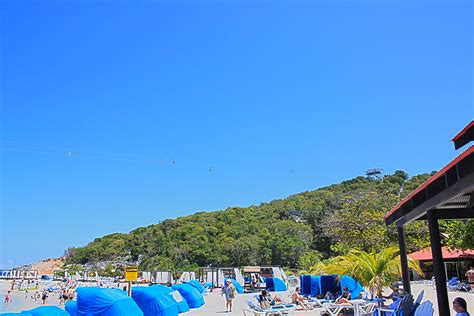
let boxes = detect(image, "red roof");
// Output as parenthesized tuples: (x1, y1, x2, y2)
(452, 120, 474, 142)
(384, 145, 474, 221)
(409, 246, 474, 261)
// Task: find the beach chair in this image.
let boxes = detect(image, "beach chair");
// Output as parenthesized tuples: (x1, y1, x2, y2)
(410, 290, 424, 315)
(377, 294, 413, 316)
(414, 301, 434, 316)
(242, 300, 291, 316)
(322, 302, 349, 316)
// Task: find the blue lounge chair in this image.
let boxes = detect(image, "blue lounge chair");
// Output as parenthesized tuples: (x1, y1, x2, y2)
(377, 293, 413, 316)
(414, 301, 434, 316)
(242, 300, 291, 316)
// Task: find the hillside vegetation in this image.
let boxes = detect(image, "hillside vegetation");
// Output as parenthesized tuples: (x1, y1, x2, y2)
(65, 170, 470, 271)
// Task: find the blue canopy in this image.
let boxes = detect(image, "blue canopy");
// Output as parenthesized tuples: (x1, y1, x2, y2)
(225, 278, 244, 294)
(300, 275, 311, 295)
(151, 285, 190, 313)
(24, 306, 69, 316)
(171, 284, 204, 309)
(187, 280, 206, 294)
(265, 277, 287, 292)
(310, 276, 321, 296)
(75, 287, 143, 316)
(320, 274, 339, 296)
(339, 275, 364, 300)
(0, 313, 33, 316)
(132, 287, 179, 316)
(65, 300, 77, 316)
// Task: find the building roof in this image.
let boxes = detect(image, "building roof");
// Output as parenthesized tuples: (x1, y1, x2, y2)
(409, 246, 474, 261)
(384, 145, 474, 226)
(452, 120, 474, 150)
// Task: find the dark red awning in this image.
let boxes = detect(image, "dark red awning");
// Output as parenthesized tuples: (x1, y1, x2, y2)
(452, 120, 474, 150)
(384, 145, 474, 224)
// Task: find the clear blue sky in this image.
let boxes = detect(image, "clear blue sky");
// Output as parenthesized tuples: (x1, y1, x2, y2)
(0, 0, 472, 268)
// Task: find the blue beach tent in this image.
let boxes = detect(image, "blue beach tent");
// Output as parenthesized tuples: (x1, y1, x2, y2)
(300, 275, 321, 297)
(265, 277, 287, 292)
(132, 286, 179, 316)
(187, 280, 206, 294)
(24, 306, 69, 316)
(339, 275, 364, 300)
(74, 287, 143, 316)
(65, 300, 77, 316)
(171, 284, 204, 309)
(150, 285, 189, 314)
(310, 276, 321, 296)
(320, 274, 339, 296)
(300, 275, 311, 295)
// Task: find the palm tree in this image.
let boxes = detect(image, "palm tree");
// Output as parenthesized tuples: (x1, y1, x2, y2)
(322, 246, 422, 297)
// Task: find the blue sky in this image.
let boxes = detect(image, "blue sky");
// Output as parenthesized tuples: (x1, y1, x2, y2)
(0, 0, 472, 268)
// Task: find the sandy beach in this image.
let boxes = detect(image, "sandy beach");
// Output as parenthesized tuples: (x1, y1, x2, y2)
(1, 280, 473, 315)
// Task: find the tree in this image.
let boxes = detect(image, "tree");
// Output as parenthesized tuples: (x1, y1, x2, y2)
(322, 191, 398, 253)
(440, 220, 474, 250)
(322, 247, 422, 296)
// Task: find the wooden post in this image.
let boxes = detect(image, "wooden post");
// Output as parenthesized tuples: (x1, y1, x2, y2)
(427, 210, 450, 316)
(397, 225, 411, 294)
(128, 281, 132, 297)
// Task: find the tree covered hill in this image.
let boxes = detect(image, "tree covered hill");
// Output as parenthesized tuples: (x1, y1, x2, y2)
(65, 171, 437, 271)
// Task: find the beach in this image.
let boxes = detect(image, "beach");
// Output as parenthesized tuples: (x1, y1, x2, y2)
(1, 280, 472, 315)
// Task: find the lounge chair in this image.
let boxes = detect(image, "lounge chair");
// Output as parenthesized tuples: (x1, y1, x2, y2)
(410, 290, 424, 315)
(414, 301, 434, 316)
(322, 300, 376, 316)
(377, 294, 414, 316)
(242, 300, 291, 316)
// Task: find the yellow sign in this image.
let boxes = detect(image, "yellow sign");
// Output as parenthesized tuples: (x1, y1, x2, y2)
(125, 267, 138, 281)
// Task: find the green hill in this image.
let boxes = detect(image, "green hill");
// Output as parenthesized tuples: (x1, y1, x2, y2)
(65, 171, 435, 271)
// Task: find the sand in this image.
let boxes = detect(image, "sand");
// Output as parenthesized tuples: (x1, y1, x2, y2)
(1, 280, 473, 315)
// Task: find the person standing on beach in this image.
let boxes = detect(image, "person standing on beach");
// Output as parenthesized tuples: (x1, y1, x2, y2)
(222, 279, 236, 312)
(41, 290, 48, 304)
(466, 267, 474, 291)
(4, 290, 13, 304)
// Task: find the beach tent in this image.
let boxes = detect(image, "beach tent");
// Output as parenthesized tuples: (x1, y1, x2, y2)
(187, 280, 206, 294)
(339, 275, 364, 299)
(320, 274, 340, 296)
(300, 275, 311, 295)
(271, 267, 288, 285)
(265, 277, 287, 292)
(151, 285, 190, 313)
(233, 268, 245, 286)
(74, 287, 143, 316)
(132, 286, 179, 316)
(24, 306, 69, 316)
(155, 272, 174, 284)
(178, 272, 195, 283)
(171, 284, 205, 309)
(65, 300, 77, 316)
(299, 275, 322, 296)
(309, 276, 321, 296)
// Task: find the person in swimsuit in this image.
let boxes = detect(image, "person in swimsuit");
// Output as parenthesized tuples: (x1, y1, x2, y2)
(335, 286, 351, 304)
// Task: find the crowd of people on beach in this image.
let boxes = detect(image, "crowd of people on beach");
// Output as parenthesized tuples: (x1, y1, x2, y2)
(3, 277, 79, 308)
